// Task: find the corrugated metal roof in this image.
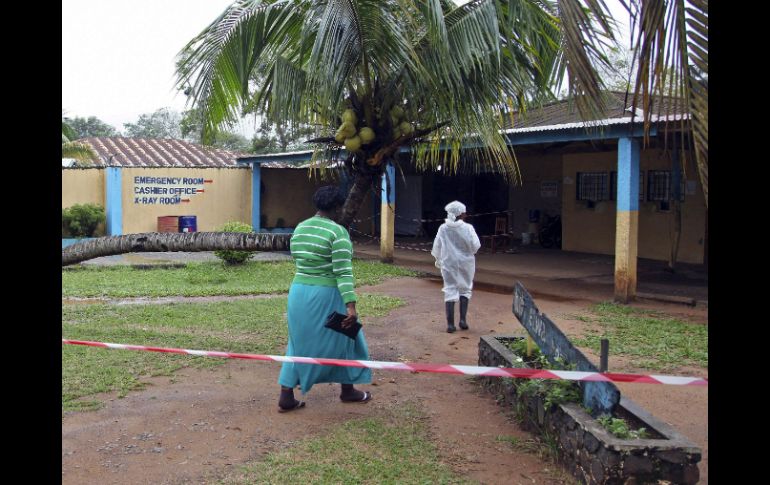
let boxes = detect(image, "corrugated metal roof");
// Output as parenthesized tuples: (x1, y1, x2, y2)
(236, 92, 691, 162)
(78, 137, 250, 168)
(238, 151, 347, 169)
(505, 91, 689, 130)
(503, 113, 689, 134)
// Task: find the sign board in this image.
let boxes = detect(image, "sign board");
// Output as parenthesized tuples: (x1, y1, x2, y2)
(132, 176, 213, 205)
(512, 282, 620, 415)
(540, 181, 558, 198)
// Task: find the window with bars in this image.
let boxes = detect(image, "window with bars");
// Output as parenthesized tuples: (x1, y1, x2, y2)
(647, 171, 686, 202)
(610, 171, 644, 201)
(646, 170, 686, 211)
(648, 171, 671, 201)
(576, 172, 609, 201)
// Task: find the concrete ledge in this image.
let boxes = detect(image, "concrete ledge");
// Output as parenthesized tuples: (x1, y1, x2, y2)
(478, 335, 701, 484)
(636, 292, 696, 307)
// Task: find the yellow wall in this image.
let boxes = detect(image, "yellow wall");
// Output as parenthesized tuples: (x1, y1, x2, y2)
(562, 149, 706, 264)
(261, 169, 373, 228)
(508, 153, 563, 235)
(121, 167, 252, 233)
(63, 166, 375, 236)
(261, 169, 322, 227)
(62, 168, 105, 208)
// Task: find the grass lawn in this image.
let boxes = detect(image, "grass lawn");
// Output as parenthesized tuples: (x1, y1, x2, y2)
(62, 259, 417, 298)
(572, 302, 708, 371)
(62, 294, 403, 411)
(222, 403, 468, 485)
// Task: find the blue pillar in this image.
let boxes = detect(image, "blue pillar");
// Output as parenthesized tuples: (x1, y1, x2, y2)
(251, 162, 261, 232)
(617, 138, 640, 212)
(380, 163, 396, 261)
(105, 166, 123, 236)
(382, 163, 396, 205)
(614, 137, 640, 303)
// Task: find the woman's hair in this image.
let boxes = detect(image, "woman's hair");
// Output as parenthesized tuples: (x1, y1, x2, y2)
(313, 185, 346, 211)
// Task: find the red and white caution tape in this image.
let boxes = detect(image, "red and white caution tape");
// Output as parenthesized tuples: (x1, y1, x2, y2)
(62, 339, 707, 387)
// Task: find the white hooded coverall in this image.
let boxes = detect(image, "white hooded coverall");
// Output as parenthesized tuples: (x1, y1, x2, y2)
(431, 201, 481, 302)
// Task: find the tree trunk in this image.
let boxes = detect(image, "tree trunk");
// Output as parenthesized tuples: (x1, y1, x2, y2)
(339, 171, 377, 228)
(62, 232, 291, 267)
(667, 199, 682, 272)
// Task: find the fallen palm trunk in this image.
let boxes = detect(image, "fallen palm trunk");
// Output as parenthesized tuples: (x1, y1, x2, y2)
(62, 232, 291, 267)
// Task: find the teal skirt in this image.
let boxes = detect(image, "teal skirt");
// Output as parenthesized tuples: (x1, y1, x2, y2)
(278, 283, 372, 394)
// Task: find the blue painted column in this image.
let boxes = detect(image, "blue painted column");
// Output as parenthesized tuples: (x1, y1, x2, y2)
(105, 166, 123, 236)
(380, 163, 396, 262)
(251, 162, 261, 232)
(614, 137, 640, 303)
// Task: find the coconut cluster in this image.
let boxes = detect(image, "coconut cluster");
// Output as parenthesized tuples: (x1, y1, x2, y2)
(390, 105, 413, 140)
(335, 109, 375, 152)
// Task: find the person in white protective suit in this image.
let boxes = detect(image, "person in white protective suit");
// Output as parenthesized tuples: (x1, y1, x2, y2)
(431, 201, 481, 333)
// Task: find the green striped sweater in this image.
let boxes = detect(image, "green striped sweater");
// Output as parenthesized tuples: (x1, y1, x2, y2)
(290, 216, 357, 304)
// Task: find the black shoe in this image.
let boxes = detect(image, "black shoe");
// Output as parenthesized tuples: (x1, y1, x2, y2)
(459, 296, 469, 330)
(446, 301, 456, 333)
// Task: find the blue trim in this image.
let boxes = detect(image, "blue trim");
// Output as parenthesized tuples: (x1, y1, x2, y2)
(617, 137, 640, 212)
(237, 124, 660, 165)
(382, 163, 396, 205)
(251, 162, 261, 232)
(237, 152, 317, 164)
(507, 124, 654, 146)
(105, 167, 122, 235)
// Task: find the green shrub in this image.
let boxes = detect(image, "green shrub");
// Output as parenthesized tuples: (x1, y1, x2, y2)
(62, 203, 106, 237)
(597, 415, 648, 439)
(214, 221, 255, 265)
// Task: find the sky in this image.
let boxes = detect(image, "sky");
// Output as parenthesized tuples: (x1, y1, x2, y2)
(62, 0, 632, 139)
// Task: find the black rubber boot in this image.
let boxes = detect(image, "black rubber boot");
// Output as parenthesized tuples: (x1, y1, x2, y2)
(446, 301, 456, 333)
(278, 387, 299, 410)
(459, 296, 469, 330)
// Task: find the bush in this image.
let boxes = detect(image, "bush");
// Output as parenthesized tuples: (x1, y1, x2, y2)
(62, 203, 106, 237)
(214, 221, 255, 265)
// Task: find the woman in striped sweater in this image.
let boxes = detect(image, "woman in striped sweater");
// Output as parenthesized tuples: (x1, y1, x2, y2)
(277, 185, 372, 412)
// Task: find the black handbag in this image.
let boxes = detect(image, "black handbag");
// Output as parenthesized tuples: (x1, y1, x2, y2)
(324, 311, 362, 340)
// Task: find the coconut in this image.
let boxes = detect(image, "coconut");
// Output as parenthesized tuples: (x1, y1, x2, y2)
(359, 127, 375, 144)
(342, 109, 358, 125)
(339, 121, 357, 138)
(390, 105, 404, 120)
(334, 130, 346, 143)
(392, 127, 402, 140)
(344, 135, 362, 151)
(399, 121, 414, 135)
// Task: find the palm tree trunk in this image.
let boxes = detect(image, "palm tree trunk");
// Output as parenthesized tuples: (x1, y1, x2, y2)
(62, 232, 291, 267)
(339, 171, 377, 228)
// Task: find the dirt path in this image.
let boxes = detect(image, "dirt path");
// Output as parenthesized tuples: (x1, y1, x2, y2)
(62, 277, 708, 484)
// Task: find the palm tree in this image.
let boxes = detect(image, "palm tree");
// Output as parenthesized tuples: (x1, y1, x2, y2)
(62, 115, 100, 165)
(175, 0, 619, 226)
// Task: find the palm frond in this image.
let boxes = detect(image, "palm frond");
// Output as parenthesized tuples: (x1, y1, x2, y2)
(176, 0, 305, 141)
(627, 0, 707, 206)
(554, 0, 617, 123)
(62, 121, 77, 143)
(62, 142, 99, 166)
